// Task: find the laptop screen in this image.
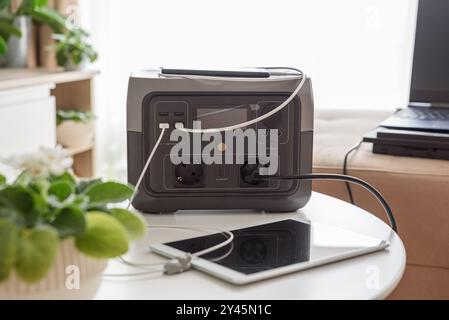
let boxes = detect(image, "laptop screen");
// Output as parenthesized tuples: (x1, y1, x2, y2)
(410, 0, 449, 104)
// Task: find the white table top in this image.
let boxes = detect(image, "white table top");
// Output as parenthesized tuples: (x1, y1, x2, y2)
(95, 192, 406, 300)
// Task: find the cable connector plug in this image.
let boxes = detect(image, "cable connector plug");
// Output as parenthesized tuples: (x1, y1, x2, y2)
(240, 164, 265, 185)
(163, 254, 192, 275)
(159, 123, 170, 129)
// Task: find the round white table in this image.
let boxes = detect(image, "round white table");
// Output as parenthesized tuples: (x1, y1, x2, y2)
(95, 192, 406, 300)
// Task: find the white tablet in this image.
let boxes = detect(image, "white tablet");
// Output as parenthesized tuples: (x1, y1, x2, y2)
(151, 219, 389, 285)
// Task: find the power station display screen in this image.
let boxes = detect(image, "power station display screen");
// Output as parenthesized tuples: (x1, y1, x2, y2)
(196, 107, 247, 129)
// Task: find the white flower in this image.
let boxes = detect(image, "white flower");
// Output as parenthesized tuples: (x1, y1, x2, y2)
(39, 146, 74, 176)
(1, 146, 73, 178)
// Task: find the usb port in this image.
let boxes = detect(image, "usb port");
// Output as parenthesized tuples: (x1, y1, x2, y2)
(159, 112, 169, 117)
(174, 112, 184, 116)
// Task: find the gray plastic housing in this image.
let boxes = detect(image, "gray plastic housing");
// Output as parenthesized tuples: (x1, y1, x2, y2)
(127, 69, 314, 213)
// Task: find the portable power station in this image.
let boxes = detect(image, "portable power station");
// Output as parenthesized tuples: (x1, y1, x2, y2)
(126, 68, 314, 213)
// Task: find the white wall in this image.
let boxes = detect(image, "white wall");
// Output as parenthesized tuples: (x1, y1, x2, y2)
(79, 0, 418, 178)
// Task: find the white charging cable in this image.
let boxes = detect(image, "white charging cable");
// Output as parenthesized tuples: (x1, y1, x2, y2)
(104, 225, 234, 277)
(126, 125, 167, 210)
(160, 68, 306, 133)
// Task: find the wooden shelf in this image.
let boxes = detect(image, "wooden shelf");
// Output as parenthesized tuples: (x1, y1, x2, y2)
(0, 68, 99, 90)
(0, 67, 98, 178)
(66, 144, 94, 156)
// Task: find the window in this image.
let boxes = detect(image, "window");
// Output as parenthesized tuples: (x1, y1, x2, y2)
(79, 0, 418, 178)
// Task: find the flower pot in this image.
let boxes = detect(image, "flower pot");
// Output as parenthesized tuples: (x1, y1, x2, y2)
(6, 17, 32, 68)
(0, 239, 107, 300)
(64, 60, 86, 72)
(57, 120, 94, 150)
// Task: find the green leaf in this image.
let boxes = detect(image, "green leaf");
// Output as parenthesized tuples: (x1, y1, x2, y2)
(28, 7, 66, 33)
(0, 0, 11, 10)
(110, 209, 146, 240)
(0, 219, 17, 282)
(28, 178, 49, 196)
(85, 204, 109, 213)
(0, 206, 13, 220)
(48, 180, 74, 202)
(71, 49, 82, 65)
(0, 174, 6, 185)
(0, 21, 22, 38)
(52, 171, 76, 185)
(15, 0, 32, 15)
(31, 0, 48, 8)
(0, 36, 6, 56)
(76, 178, 101, 194)
(30, 190, 49, 220)
(84, 182, 133, 206)
(56, 45, 68, 67)
(75, 212, 129, 259)
(0, 186, 37, 227)
(54, 27, 98, 67)
(0, 187, 34, 213)
(15, 226, 59, 283)
(70, 194, 89, 211)
(51, 206, 86, 238)
(56, 109, 94, 126)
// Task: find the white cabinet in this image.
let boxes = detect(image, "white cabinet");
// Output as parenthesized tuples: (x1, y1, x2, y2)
(0, 84, 56, 157)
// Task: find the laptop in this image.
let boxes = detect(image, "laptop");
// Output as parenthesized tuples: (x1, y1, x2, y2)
(380, 0, 449, 133)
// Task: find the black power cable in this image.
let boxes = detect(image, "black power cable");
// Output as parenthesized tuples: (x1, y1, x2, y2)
(343, 141, 363, 205)
(256, 173, 398, 233)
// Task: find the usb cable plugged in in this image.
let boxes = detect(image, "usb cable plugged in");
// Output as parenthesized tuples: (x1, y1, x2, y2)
(126, 125, 168, 210)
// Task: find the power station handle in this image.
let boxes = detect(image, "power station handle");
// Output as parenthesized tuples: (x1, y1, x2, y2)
(161, 68, 271, 78)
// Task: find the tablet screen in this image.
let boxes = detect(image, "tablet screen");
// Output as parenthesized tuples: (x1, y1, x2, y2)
(164, 219, 385, 275)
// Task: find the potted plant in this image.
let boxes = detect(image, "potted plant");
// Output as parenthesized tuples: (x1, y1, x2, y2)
(56, 109, 95, 150)
(53, 27, 98, 71)
(0, 0, 66, 67)
(0, 146, 146, 299)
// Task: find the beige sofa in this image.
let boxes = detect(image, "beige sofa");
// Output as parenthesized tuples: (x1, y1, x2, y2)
(313, 109, 449, 300)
